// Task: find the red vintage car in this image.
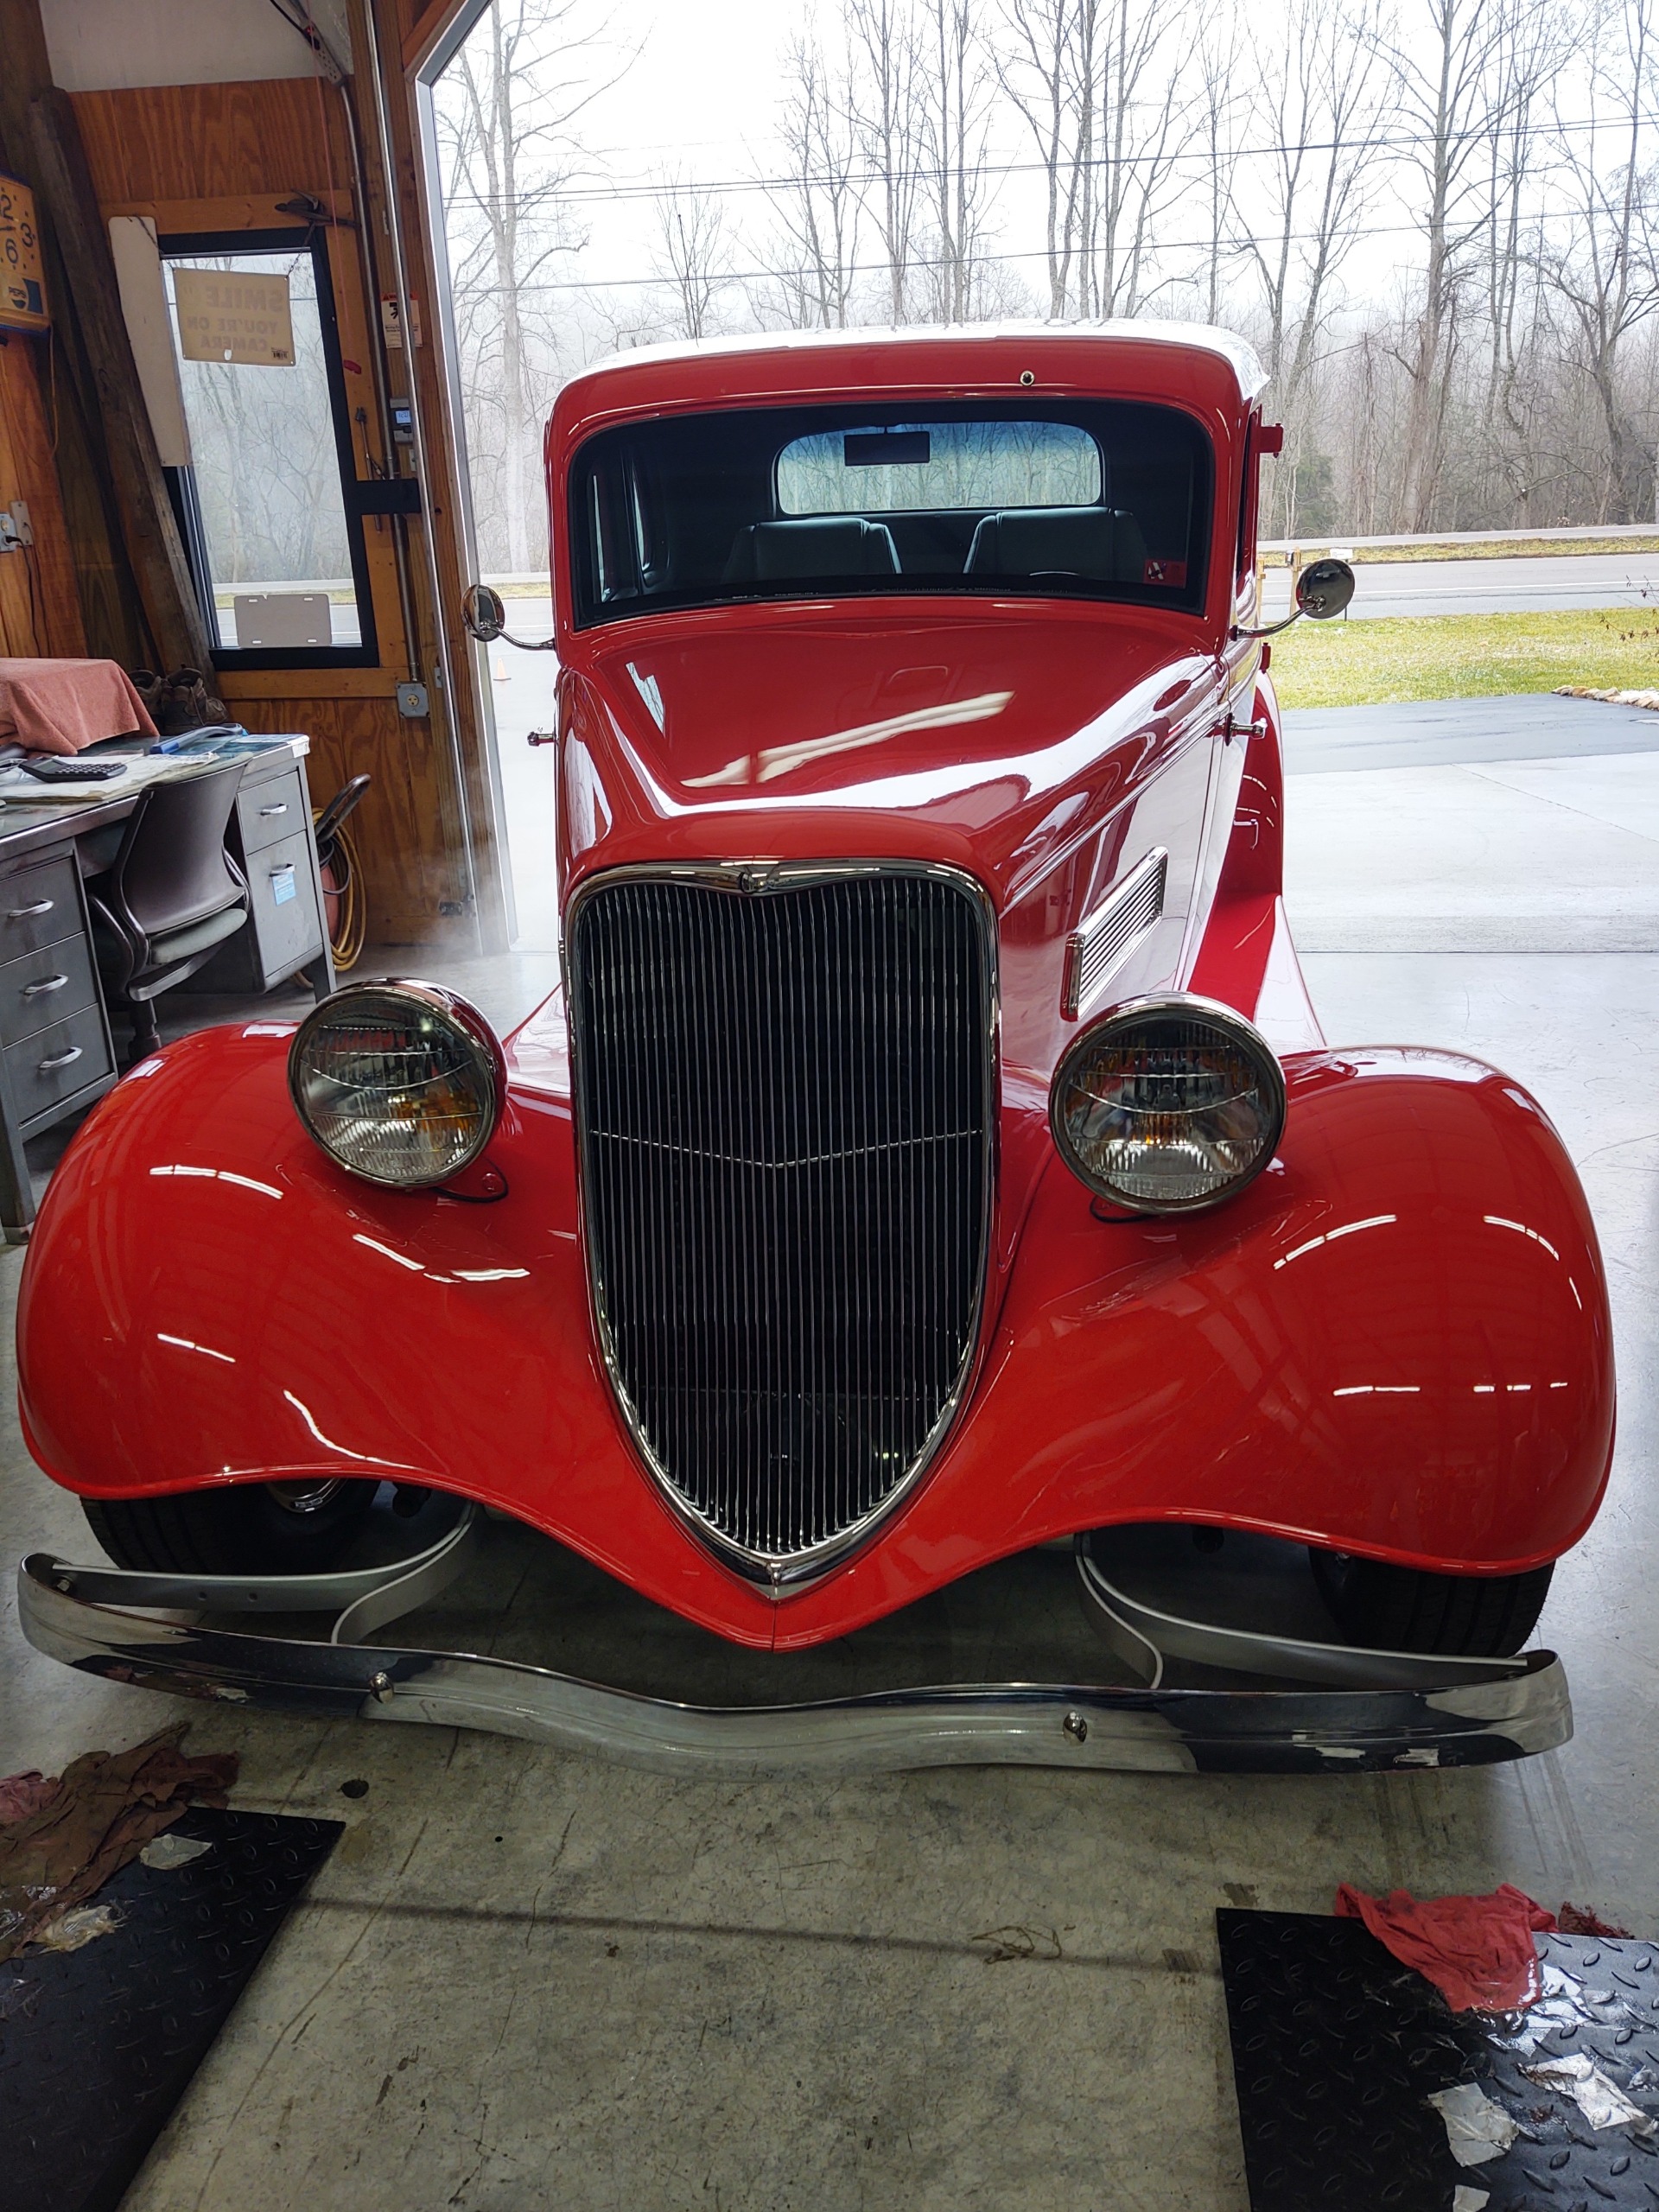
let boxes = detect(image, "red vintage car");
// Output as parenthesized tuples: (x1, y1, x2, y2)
(16, 327, 1614, 1774)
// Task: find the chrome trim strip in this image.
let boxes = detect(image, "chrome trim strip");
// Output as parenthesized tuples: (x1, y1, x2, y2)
(17, 1551, 1571, 1776)
(1076, 1545, 1541, 1694)
(1062, 848, 1167, 1020)
(563, 860, 1001, 1595)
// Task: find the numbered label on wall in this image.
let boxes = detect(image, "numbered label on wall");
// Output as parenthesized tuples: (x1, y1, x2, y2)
(174, 267, 295, 365)
(0, 174, 48, 334)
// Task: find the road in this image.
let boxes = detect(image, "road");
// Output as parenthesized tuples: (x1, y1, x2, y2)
(1262, 549, 1657, 620)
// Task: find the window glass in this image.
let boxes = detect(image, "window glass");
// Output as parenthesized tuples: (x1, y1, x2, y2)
(569, 400, 1211, 626)
(779, 419, 1102, 514)
(162, 241, 367, 658)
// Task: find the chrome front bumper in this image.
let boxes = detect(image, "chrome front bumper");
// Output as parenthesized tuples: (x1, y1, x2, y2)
(17, 1509, 1571, 1777)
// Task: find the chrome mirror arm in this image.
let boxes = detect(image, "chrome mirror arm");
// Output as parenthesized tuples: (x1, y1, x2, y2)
(461, 581, 556, 652)
(1230, 608, 1306, 643)
(1231, 556, 1357, 645)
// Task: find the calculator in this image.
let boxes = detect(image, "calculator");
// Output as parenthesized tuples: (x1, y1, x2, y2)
(21, 757, 129, 782)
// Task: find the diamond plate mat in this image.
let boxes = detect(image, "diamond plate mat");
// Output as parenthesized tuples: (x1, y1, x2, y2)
(1219, 1909, 1659, 2210)
(0, 1808, 340, 2212)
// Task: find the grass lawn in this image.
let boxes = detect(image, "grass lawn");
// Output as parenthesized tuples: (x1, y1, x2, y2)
(1269, 607, 1659, 709)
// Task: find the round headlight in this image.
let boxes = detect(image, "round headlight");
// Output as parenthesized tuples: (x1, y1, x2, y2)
(289, 981, 505, 1188)
(1050, 995, 1285, 1215)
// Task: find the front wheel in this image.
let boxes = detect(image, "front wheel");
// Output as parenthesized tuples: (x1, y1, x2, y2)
(85, 1479, 377, 1576)
(1309, 1548, 1554, 1657)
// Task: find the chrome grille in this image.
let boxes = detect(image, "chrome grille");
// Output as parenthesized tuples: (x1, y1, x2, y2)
(569, 867, 995, 1580)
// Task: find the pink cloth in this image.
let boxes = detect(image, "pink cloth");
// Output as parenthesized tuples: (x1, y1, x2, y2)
(1336, 1882, 1559, 2011)
(0, 658, 158, 753)
(0, 1771, 61, 1825)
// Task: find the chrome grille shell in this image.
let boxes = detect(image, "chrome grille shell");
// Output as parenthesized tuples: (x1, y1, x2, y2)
(566, 861, 998, 1589)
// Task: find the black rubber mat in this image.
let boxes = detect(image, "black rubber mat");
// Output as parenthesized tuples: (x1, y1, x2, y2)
(0, 1807, 340, 2212)
(1219, 1908, 1659, 2210)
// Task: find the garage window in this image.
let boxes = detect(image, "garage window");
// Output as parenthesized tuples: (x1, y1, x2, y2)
(160, 227, 378, 670)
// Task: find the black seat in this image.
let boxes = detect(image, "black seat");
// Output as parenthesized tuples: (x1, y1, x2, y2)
(964, 506, 1148, 583)
(722, 517, 901, 583)
(87, 758, 250, 1062)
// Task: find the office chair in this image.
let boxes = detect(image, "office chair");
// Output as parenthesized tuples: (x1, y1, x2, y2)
(87, 759, 250, 1063)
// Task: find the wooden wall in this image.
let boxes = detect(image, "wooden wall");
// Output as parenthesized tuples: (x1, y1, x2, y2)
(0, 333, 86, 658)
(67, 73, 474, 947)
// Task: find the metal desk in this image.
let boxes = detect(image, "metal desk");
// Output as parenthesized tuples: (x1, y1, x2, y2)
(0, 741, 334, 1243)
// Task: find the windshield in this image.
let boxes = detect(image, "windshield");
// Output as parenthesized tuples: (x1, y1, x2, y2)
(568, 400, 1211, 626)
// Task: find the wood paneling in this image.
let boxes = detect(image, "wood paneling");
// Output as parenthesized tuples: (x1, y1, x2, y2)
(0, 334, 86, 658)
(0, 0, 152, 667)
(73, 81, 355, 208)
(221, 686, 465, 946)
(68, 74, 474, 946)
(28, 86, 213, 673)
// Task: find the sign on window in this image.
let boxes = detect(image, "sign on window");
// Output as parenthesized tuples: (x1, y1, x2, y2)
(174, 267, 295, 365)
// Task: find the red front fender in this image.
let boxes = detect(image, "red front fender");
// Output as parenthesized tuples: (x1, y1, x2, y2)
(20, 1026, 1612, 1650)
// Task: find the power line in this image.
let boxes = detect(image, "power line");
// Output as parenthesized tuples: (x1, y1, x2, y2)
(447, 209, 1507, 296)
(435, 109, 1651, 208)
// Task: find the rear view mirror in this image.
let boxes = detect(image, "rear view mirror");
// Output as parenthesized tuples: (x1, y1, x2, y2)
(461, 584, 505, 643)
(1294, 558, 1356, 621)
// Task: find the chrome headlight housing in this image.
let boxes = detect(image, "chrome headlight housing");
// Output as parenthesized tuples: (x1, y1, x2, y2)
(289, 981, 505, 1189)
(1050, 994, 1286, 1215)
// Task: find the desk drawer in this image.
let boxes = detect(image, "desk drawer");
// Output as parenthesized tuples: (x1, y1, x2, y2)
(237, 768, 307, 856)
(7, 1002, 113, 1127)
(247, 829, 323, 982)
(0, 935, 98, 1046)
(0, 858, 82, 962)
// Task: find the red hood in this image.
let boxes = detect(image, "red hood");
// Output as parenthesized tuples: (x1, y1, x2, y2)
(556, 599, 1221, 905)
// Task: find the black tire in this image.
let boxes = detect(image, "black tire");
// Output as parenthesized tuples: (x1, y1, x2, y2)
(85, 1479, 377, 1575)
(1309, 1548, 1553, 1657)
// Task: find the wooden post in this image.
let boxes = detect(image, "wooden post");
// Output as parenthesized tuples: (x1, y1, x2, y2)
(23, 85, 214, 677)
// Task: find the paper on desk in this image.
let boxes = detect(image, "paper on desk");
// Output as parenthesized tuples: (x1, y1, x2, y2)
(0, 756, 218, 802)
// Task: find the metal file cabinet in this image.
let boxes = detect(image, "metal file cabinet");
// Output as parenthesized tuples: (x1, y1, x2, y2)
(182, 747, 336, 999)
(0, 844, 118, 1241)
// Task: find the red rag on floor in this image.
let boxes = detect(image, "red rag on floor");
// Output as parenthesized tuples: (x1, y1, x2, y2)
(1335, 1882, 1558, 2011)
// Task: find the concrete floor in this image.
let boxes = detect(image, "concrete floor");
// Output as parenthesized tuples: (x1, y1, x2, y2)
(3, 694, 1658, 2209)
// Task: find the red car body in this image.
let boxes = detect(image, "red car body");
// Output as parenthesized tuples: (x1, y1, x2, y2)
(17, 327, 1614, 1653)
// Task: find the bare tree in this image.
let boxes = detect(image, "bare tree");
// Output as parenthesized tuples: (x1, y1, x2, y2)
(1085, 0, 1196, 318)
(848, 0, 925, 320)
(1241, 0, 1384, 397)
(768, 34, 863, 327)
(1380, 0, 1558, 530)
(1190, 7, 1241, 327)
(434, 0, 626, 569)
(652, 176, 732, 340)
(997, 0, 1096, 318)
(914, 0, 999, 321)
(1541, 0, 1659, 518)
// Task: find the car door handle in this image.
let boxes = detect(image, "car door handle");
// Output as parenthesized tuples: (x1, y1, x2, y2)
(8, 899, 54, 919)
(22, 973, 68, 998)
(38, 1045, 82, 1071)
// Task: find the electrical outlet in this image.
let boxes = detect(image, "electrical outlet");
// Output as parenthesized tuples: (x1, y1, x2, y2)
(396, 680, 429, 718)
(0, 512, 20, 554)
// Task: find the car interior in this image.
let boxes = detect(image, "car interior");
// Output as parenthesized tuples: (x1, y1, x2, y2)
(571, 399, 1210, 622)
